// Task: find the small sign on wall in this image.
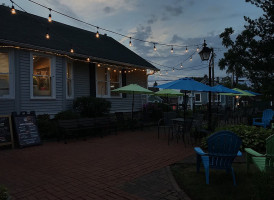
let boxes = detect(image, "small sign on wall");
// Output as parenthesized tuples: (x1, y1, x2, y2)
(0, 115, 14, 149)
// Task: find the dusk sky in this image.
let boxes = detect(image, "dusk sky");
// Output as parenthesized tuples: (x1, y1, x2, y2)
(2, 0, 263, 85)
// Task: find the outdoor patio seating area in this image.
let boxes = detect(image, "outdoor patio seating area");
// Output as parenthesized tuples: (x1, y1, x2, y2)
(0, 127, 194, 200)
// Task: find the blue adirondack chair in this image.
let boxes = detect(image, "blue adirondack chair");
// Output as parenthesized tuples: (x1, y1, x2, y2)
(253, 109, 274, 128)
(194, 131, 242, 186)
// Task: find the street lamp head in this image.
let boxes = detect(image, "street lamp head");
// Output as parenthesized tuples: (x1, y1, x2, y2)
(199, 40, 212, 61)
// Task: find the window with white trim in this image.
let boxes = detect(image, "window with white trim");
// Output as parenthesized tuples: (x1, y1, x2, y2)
(195, 93, 201, 102)
(66, 62, 74, 98)
(31, 55, 55, 98)
(96, 66, 121, 97)
(0, 52, 14, 98)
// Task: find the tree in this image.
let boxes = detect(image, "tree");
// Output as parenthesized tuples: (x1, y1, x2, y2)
(219, 0, 274, 99)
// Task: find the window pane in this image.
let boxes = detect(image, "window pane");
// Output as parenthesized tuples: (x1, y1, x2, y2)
(0, 53, 9, 73)
(97, 67, 107, 82)
(195, 94, 201, 102)
(110, 82, 120, 96)
(33, 56, 51, 96)
(33, 76, 51, 96)
(0, 74, 9, 96)
(110, 70, 119, 82)
(97, 81, 107, 96)
(67, 63, 72, 79)
(67, 79, 72, 97)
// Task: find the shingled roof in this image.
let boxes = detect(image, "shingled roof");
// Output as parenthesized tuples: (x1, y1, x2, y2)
(0, 5, 158, 70)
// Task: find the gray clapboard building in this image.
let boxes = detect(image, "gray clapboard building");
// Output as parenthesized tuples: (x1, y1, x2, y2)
(0, 5, 158, 115)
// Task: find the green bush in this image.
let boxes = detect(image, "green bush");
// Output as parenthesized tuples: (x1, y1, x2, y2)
(54, 110, 80, 120)
(0, 185, 9, 200)
(73, 97, 111, 118)
(201, 125, 273, 152)
(37, 114, 57, 140)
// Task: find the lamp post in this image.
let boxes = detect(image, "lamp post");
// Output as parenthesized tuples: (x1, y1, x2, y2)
(199, 40, 214, 130)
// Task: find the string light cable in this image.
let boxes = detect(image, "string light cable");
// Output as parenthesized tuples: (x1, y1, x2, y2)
(24, 0, 202, 50)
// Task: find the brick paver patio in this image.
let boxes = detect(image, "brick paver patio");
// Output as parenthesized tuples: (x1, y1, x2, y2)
(0, 127, 194, 200)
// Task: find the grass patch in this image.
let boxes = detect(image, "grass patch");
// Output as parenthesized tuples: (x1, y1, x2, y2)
(171, 163, 274, 200)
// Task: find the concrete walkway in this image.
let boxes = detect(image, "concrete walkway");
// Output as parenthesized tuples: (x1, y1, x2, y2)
(0, 127, 194, 200)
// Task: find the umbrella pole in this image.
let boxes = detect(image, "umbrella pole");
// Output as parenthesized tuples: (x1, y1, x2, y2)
(132, 92, 134, 120)
(184, 91, 187, 121)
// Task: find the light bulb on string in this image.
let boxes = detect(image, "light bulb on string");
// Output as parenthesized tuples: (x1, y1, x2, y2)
(129, 37, 132, 47)
(11, 2, 16, 14)
(196, 46, 199, 52)
(45, 27, 50, 39)
(96, 27, 99, 38)
(153, 43, 157, 51)
(171, 46, 174, 53)
(87, 57, 90, 62)
(185, 46, 188, 53)
(190, 56, 192, 61)
(48, 8, 52, 22)
(70, 48, 74, 53)
(45, 32, 50, 39)
(172, 68, 175, 72)
(180, 63, 183, 68)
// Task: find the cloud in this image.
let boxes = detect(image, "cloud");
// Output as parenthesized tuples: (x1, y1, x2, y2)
(164, 5, 183, 17)
(147, 15, 158, 25)
(103, 6, 115, 14)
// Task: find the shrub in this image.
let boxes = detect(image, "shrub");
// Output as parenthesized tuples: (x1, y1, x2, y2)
(0, 185, 9, 200)
(54, 110, 80, 120)
(73, 97, 111, 118)
(201, 125, 273, 152)
(37, 114, 54, 139)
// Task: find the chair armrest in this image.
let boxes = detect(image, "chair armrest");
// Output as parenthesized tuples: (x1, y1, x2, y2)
(237, 151, 242, 156)
(245, 148, 264, 157)
(194, 147, 207, 156)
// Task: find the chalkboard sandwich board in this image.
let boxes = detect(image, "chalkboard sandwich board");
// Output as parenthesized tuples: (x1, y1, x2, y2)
(12, 111, 41, 148)
(0, 115, 14, 149)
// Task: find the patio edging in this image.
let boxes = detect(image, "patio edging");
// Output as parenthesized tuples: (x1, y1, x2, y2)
(166, 165, 191, 200)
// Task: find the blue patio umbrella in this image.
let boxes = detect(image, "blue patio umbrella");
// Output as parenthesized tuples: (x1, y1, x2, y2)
(156, 78, 217, 123)
(212, 85, 241, 94)
(156, 77, 216, 92)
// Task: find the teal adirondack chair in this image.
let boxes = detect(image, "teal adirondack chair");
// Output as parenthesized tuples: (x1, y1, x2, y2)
(245, 134, 274, 172)
(194, 131, 242, 186)
(253, 109, 274, 128)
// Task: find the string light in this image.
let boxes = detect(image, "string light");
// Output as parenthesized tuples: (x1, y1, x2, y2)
(45, 27, 50, 39)
(185, 46, 188, 53)
(18, 0, 203, 56)
(171, 46, 174, 53)
(11, 1, 16, 14)
(129, 37, 132, 47)
(48, 8, 52, 22)
(190, 56, 192, 61)
(96, 27, 99, 38)
(172, 68, 174, 72)
(180, 63, 183, 68)
(45, 32, 50, 39)
(153, 43, 157, 51)
(70, 48, 74, 53)
(114, 69, 116, 72)
(87, 57, 90, 62)
(196, 46, 199, 52)
(97, 64, 101, 67)
(119, 70, 121, 73)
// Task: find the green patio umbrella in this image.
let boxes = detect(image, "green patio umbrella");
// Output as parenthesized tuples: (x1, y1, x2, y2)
(220, 88, 255, 96)
(154, 89, 183, 97)
(112, 84, 153, 120)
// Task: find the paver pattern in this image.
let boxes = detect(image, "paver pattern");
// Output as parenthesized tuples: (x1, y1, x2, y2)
(0, 127, 194, 199)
